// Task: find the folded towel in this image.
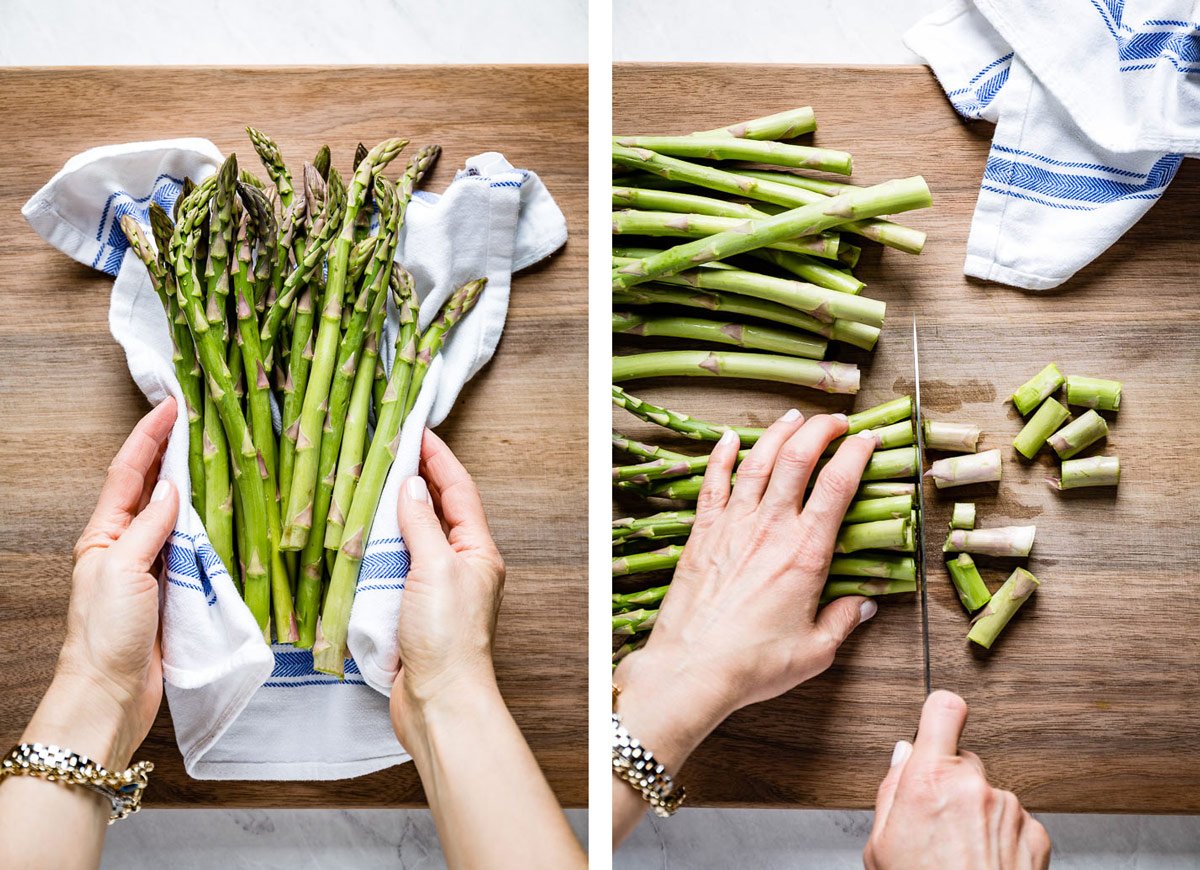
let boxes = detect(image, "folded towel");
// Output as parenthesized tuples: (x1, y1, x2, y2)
(23, 139, 567, 780)
(906, 0, 1196, 289)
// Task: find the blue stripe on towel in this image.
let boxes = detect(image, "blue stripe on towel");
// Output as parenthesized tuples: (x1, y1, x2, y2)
(165, 530, 221, 606)
(1089, 0, 1199, 72)
(91, 175, 183, 274)
(982, 151, 1183, 206)
(946, 53, 1014, 119)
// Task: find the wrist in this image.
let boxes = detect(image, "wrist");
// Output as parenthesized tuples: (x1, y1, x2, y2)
(22, 673, 138, 771)
(392, 666, 503, 763)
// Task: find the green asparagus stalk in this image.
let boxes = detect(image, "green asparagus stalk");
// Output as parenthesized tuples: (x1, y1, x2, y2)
(613, 634, 648, 665)
(614, 448, 746, 484)
(283, 138, 407, 550)
(967, 568, 1039, 649)
(612, 585, 669, 612)
(1047, 409, 1108, 459)
(613, 209, 842, 260)
(829, 552, 917, 581)
(612, 510, 696, 542)
(926, 448, 1002, 489)
(825, 419, 914, 456)
(843, 494, 913, 524)
(314, 277, 484, 673)
(613, 310, 828, 359)
(246, 126, 295, 208)
(1012, 363, 1065, 415)
(820, 578, 917, 603)
(885, 514, 917, 553)
(1013, 397, 1070, 459)
(612, 433, 688, 463)
(850, 446, 920, 482)
(615, 135, 852, 174)
(946, 553, 991, 612)
(950, 503, 976, 530)
(611, 145, 928, 254)
(1051, 455, 1120, 490)
(858, 482, 915, 499)
(1065, 376, 1122, 411)
(695, 107, 817, 140)
(943, 525, 1036, 557)
(738, 168, 856, 197)
(613, 608, 658, 636)
(278, 282, 316, 513)
(613, 544, 685, 577)
(612, 186, 766, 220)
(923, 420, 981, 453)
(834, 517, 910, 553)
(748, 248, 865, 295)
(613, 350, 860, 394)
(201, 394, 234, 577)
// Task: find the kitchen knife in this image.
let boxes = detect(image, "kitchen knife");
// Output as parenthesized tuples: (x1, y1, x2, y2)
(911, 316, 932, 696)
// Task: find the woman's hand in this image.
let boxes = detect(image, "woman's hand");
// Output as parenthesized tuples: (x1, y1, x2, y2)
(26, 399, 178, 771)
(613, 410, 879, 842)
(865, 691, 1051, 870)
(389, 429, 506, 747)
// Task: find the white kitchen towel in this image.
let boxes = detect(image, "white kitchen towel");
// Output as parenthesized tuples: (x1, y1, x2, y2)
(23, 139, 567, 780)
(905, 0, 1196, 290)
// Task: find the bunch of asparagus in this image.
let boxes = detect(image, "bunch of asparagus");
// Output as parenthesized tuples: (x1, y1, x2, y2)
(120, 130, 485, 677)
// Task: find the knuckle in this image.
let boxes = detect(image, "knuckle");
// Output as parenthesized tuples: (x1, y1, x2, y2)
(734, 454, 772, 482)
(817, 464, 860, 499)
(774, 441, 818, 474)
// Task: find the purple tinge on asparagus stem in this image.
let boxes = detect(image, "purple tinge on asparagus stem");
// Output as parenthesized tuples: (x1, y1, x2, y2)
(926, 448, 1002, 489)
(943, 526, 1037, 557)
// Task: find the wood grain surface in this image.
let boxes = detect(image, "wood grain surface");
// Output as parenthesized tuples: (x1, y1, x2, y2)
(614, 64, 1200, 813)
(0, 66, 586, 807)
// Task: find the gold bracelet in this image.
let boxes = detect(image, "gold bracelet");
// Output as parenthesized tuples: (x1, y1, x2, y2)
(612, 684, 686, 818)
(0, 743, 153, 824)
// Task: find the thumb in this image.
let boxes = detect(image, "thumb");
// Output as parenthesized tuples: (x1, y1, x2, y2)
(872, 740, 913, 833)
(397, 475, 453, 563)
(113, 479, 179, 570)
(815, 595, 876, 650)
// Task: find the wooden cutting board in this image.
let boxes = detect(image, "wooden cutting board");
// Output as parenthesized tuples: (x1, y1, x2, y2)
(0, 66, 586, 807)
(614, 64, 1200, 813)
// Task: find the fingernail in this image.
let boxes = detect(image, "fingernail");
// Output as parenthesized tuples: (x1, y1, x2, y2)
(856, 428, 878, 442)
(781, 408, 801, 423)
(407, 476, 430, 504)
(717, 429, 737, 447)
(151, 480, 170, 503)
(831, 413, 848, 422)
(890, 739, 912, 767)
(859, 599, 878, 622)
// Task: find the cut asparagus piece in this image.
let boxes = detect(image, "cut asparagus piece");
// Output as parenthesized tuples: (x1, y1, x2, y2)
(612, 351, 860, 395)
(852, 446, 920, 481)
(820, 578, 917, 603)
(1013, 397, 1071, 459)
(1051, 455, 1120, 490)
(950, 502, 976, 530)
(943, 525, 1036, 557)
(926, 449, 1003, 489)
(613, 585, 669, 612)
(1012, 363, 1065, 415)
(694, 107, 817, 140)
(834, 517, 911, 554)
(1047, 409, 1108, 459)
(967, 568, 1039, 649)
(858, 482, 916, 500)
(1065, 376, 1122, 411)
(613, 310, 828, 359)
(613, 608, 659, 636)
(615, 135, 852, 175)
(829, 553, 917, 581)
(923, 421, 981, 453)
(843, 494, 914, 524)
(826, 419, 915, 456)
(612, 544, 686, 577)
(946, 553, 991, 612)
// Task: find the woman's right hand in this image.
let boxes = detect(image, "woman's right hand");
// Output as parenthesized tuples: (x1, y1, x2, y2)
(613, 410, 880, 839)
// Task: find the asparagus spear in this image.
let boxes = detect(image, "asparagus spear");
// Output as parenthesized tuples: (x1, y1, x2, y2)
(613, 209, 841, 260)
(820, 578, 917, 603)
(968, 568, 1039, 649)
(1012, 363, 1065, 415)
(943, 526, 1036, 557)
(851, 446, 920, 481)
(923, 421, 981, 453)
(283, 139, 407, 550)
(612, 433, 688, 463)
(748, 248, 865, 295)
(612, 510, 696, 542)
(613, 545, 685, 577)
(950, 503, 976, 530)
(611, 145, 928, 254)
(926, 449, 1002, 489)
(616, 134, 852, 174)
(1050, 455, 1120, 490)
(613, 585, 669, 612)
(246, 127, 295, 208)
(695, 107, 817, 140)
(313, 278, 484, 672)
(613, 608, 658, 636)
(825, 419, 914, 456)
(834, 518, 910, 553)
(613, 351, 860, 394)
(946, 553, 991, 612)
(613, 186, 767, 220)
(1065, 376, 1122, 411)
(613, 310, 828, 360)
(1013, 397, 1070, 460)
(858, 482, 916, 499)
(1047, 409, 1108, 459)
(614, 449, 745, 484)
(843, 494, 913, 524)
(829, 553, 917, 581)
(738, 168, 856, 197)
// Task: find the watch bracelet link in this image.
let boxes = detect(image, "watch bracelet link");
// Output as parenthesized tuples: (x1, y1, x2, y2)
(611, 711, 686, 817)
(0, 743, 153, 824)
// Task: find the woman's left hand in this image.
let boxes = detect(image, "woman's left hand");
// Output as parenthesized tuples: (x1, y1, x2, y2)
(30, 399, 179, 770)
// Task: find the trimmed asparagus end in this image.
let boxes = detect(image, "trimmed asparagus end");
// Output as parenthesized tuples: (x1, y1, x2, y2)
(1012, 363, 1065, 415)
(943, 525, 1036, 557)
(968, 567, 1040, 649)
(946, 553, 991, 612)
(820, 578, 917, 604)
(1065, 375, 1122, 412)
(1013, 397, 1071, 459)
(926, 448, 1003, 489)
(1050, 455, 1120, 490)
(923, 420, 981, 453)
(950, 503, 976, 530)
(1047, 409, 1108, 459)
(828, 553, 917, 581)
(834, 517, 911, 554)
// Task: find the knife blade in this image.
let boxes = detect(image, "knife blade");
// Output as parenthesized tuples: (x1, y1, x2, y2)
(911, 316, 932, 696)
